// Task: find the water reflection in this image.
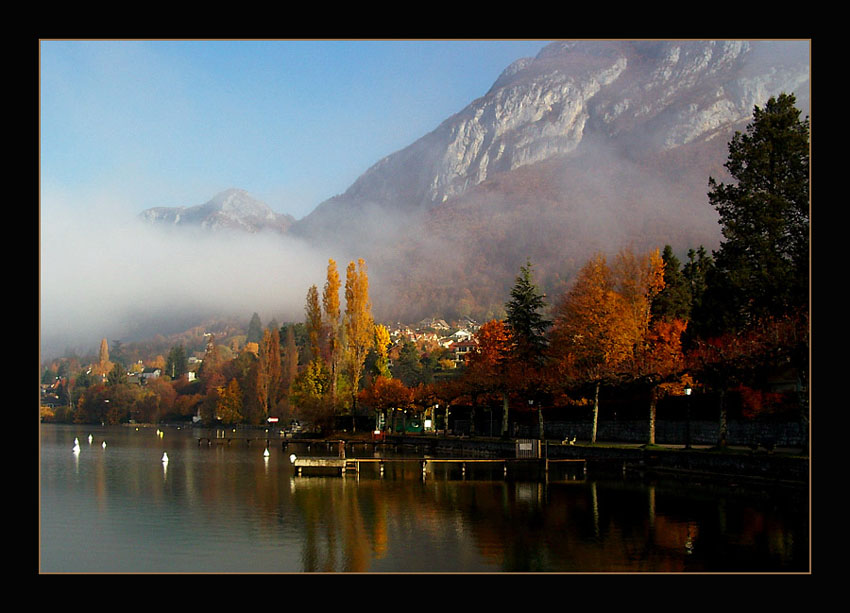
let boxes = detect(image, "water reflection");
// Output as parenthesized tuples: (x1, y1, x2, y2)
(39, 425, 808, 573)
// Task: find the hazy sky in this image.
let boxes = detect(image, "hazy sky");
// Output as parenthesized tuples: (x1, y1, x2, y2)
(41, 39, 552, 220)
(39, 39, 553, 356)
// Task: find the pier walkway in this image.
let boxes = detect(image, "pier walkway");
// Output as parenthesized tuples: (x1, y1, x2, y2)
(291, 456, 586, 479)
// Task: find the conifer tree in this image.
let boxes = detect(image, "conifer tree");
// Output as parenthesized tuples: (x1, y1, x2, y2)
(652, 245, 692, 322)
(504, 259, 550, 367)
(246, 312, 264, 345)
(706, 93, 809, 332)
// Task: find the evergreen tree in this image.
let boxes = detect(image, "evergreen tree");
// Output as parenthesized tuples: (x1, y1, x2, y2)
(652, 245, 692, 322)
(246, 312, 264, 345)
(165, 345, 188, 379)
(106, 362, 128, 386)
(706, 93, 809, 332)
(504, 259, 550, 367)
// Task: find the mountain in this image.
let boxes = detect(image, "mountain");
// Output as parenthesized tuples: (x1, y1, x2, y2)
(140, 40, 809, 324)
(287, 40, 808, 321)
(140, 188, 295, 234)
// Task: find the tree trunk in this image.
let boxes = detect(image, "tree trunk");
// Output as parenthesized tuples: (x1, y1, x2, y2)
(501, 392, 509, 438)
(717, 389, 727, 448)
(538, 406, 544, 440)
(591, 381, 600, 444)
(648, 386, 657, 446)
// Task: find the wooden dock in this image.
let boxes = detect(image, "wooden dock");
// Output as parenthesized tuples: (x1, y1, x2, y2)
(292, 456, 585, 478)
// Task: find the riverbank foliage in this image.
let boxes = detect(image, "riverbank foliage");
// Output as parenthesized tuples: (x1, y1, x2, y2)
(41, 95, 809, 448)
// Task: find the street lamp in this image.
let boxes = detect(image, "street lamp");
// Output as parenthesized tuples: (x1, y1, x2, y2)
(684, 386, 692, 449)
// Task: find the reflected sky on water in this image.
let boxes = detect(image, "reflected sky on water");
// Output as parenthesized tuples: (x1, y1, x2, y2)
(39, 424, 808, 573)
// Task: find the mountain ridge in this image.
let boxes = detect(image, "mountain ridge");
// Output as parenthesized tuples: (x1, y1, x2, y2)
(138, 40, 809, 323)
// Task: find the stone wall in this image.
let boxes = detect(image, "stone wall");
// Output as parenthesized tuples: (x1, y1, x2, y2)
(454, 418, 806, 448)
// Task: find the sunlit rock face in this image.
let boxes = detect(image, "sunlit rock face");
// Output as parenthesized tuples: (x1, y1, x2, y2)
(300, 40, 807, 225)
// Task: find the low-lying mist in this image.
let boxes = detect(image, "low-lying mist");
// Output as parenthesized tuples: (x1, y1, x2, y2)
(39, 203, 335, 359)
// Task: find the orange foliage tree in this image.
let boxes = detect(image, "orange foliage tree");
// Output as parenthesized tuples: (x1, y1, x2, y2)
(550, 248, 683, 444)
(357, 376, 413, 431)
(462, 319, 513, 436)
(550, 253, 634, 442)
(686, 312, 808, 448)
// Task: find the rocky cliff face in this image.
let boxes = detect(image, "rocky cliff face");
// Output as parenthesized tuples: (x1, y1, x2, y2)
(292, 40, 808, 244)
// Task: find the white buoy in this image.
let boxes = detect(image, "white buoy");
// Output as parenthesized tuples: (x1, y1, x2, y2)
(88, 434, 93, 444)
(162, 452, 169, 463)
(263, 448, 270, 458)
(102, 441, 107, 449)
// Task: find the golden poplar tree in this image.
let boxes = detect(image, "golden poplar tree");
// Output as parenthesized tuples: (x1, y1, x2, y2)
(344, 258, 374, 430)
(323, 259, 342, 411)
(374, 323, 392, 378)
(305, 285, 323, 363)
(93, 338, 113, 376)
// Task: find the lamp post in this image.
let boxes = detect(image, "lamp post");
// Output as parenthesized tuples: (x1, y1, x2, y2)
(684, 386, 692, 449)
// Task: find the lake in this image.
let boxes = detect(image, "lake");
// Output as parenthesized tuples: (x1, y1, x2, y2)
(39, 424, 809, 573)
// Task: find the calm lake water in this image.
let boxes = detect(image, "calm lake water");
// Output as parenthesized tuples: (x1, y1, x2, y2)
(39, 424, 809, 573)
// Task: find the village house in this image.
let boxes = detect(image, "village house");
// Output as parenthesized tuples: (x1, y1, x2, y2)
(449, 339, 478, 365)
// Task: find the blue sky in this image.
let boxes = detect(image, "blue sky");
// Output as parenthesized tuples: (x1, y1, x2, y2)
(41, 39, 552, 220)
(40, 39, 553, 354)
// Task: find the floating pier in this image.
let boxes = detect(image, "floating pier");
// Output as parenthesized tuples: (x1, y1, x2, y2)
(291, 456, 586, 479)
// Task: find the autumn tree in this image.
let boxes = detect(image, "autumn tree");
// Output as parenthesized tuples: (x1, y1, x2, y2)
(92, 338, 113, 376)
(289, 359, 333, 431)
(550, 253, 634, 443)
(463, 319, 513, 437)
(357, 376, 413, 431)
(686, 311, 807, 449)
(344, 258, 374, 430)
(612, 247, 666, 357)
(198, 334, 224, 393)
(305, 285, 323, 364)
(323, 259, 342, 413)
(263, 327, 283, 416)
(280, 325, 299, 419)
(217, 378, 243, 425)
(373, 324, 392, 379)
